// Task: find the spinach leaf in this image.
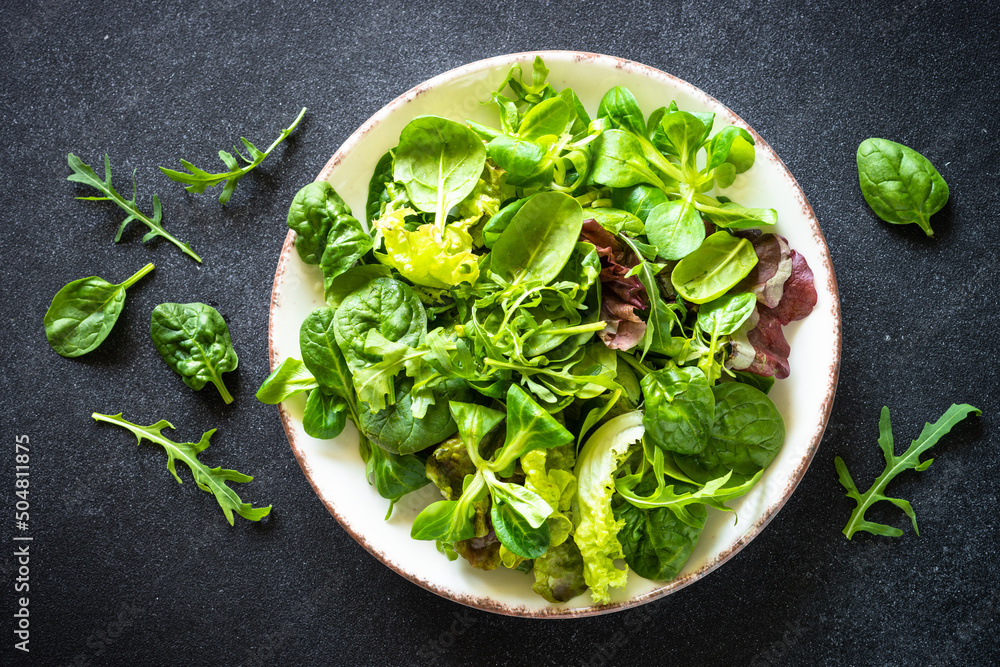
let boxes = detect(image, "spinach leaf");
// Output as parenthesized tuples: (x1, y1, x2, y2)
(856, 138, 949, 237)
(641, 365, 714, 456)
(491, 499, 551, 559)
(319, 207, 371, 295)
(490, 191, 584, 286)
(150, 302, 239, 404)
(614, 478, 706, 581)
(487, 136, 549, 185)
(68, 154, 201, 262)
(324, 264, 391, 307)
(482, 196, 530, 248)
(44, 262, 154, 358)
(360, 435, 430, 514)
(836, 404, 980, 539)
(671, 231, 758, 304)
(644, 200, 705, 260)
(302, 389, 347, 439)
(286, 181, 355, 265)
(732, 370, 774, 395)
(708, 382, 784, 475)
(358, 376, 470, 455)
(299, 307, 355, 401)
(159, 107, 306, 205)
(333, 277, 427, 372)
(255, 357, 318, 404)
(365, 149, 395, 224)
(92, 412, 271, 525)
(392, 116, 487, 231)
(697, 292, 757, 337)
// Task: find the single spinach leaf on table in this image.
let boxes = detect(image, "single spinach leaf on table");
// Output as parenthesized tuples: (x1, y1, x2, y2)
(150, 302, 239, 404)
(490, 191, 584, 286)
(256, 357, 318, 404)
(671, 231, 758, 304)
(392, 115, 487, 232)
(856, 137, 949, 237)
(68, 154, 201, 262)
(92, 412, 271, 525)
(159, 107, 306, 205)
(44, 262, 154, 358)
(641, 365, 715, 456)
(835, 403, 980, 539)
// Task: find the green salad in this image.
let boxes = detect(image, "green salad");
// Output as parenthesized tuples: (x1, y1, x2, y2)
(259, 57, 817, 605)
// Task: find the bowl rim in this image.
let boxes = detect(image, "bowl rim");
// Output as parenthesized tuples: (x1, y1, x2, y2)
(268, 49, 842, 618)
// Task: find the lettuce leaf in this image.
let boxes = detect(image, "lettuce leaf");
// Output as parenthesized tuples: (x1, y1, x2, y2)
(572, 410, 644, 604)
(374, 207, 480, 289)
(522, 446, 576, 548)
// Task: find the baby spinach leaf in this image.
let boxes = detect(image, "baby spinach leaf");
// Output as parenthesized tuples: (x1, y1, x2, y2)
(255, 357, 318, 404)
(68, 154, 201, 262)
(491, 499, 551, 559)
(44, 262, 154, 358)
(707, 382, 784, 476)
(286, 181, 356, 265)
(320, 210, 371, 295)
(614, 478, 706, 581)
(299, 307, 355, 402)
(641, 365, 714, 456)
(671, 231, 758, 304)
(732, 370, 775, 395)
(365, 149, 395, 224)
(302, 389, 347, 439)
(487, 136, 549, 185)
(150, 302, 238, 404)
(836, 404, 980, 539)
(324, 264, 391, 307)
(490, 191, 584, 286)
(644, 200, 705, 260)
(482, 196, 530, 248)
(856, 138, 949, 237)
(92, 412, 271, 525)
(359, 376, 470, 455)
(333, 277, 427, 372)
(360, 435, 430, 514)
(697, 292, 757, 337)
(159, 107, 306, 204)
(393, 116, 487, 231)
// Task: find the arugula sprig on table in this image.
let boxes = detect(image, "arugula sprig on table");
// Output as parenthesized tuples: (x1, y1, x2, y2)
(835, 404, 980, 539)
(159, 107, 306, 204)
(68, 153, 202, 262)
(92, 412, 271, 525)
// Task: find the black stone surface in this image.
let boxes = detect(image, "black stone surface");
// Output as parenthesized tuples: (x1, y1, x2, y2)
(2, 1, 998, 665)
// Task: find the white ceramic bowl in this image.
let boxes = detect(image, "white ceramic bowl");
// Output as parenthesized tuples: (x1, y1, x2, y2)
(268, 51, 841, 617)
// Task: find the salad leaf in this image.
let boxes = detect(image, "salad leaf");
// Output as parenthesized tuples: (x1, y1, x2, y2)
(256, 357, 318, 404)
(856, 138, 949, 237)
(490, 191, 585, 286)
(573, 411, 644, 604)
(532, 540, 589, 603)
(150, 302, 238, 404)
(836, 404, 980, 539)
(159, 107, 306, 204)
(68, 153, 201, 262)
(92, 412, 271, 525)
(44, 263, 154, 358)
(671, 231, 758, 304)
(641, 365, 715, 456)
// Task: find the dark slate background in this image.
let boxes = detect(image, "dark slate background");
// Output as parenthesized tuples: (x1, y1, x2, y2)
(2, 1, 998, 665)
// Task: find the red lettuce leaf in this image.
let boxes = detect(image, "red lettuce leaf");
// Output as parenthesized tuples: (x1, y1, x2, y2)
(580, 219, 648, 350)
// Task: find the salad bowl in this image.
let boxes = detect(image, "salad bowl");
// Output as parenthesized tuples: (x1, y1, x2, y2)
(268, 50, 841, 617)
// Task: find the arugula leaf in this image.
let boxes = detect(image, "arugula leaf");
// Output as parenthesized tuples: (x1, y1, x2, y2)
(68, 153, 201, 262)
(835, 404, 980, 539)
(92, 412, 271, 525)
(160, 107, 306, 204)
